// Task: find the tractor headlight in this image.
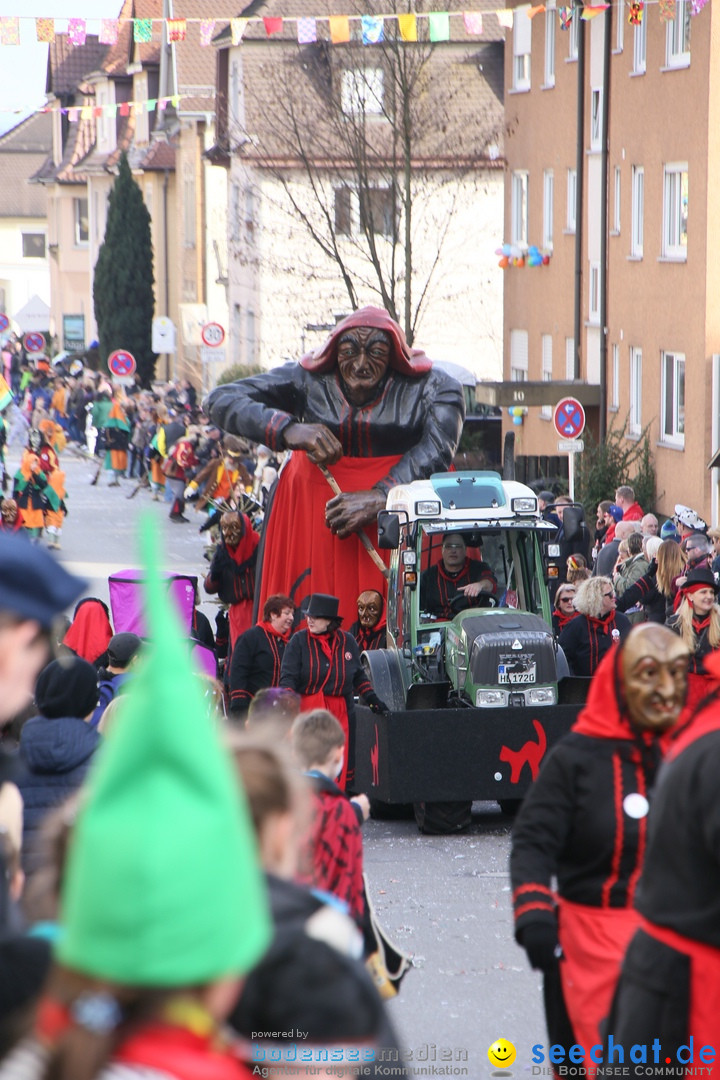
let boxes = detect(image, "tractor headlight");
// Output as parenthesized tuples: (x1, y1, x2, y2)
(476, 689, 507, 707)
(511, 496, 537, 515)
(527, 687, 556, 705)
(415, 500, 441, 515)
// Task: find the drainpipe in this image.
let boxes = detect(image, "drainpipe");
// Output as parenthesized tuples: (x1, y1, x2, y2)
(163, 168, 170, 381)
(573, 16, 585, 380)
(598, 6, 613, 442)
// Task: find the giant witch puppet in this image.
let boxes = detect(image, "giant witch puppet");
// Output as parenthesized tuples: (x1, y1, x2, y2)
(206, 307, 465, 624)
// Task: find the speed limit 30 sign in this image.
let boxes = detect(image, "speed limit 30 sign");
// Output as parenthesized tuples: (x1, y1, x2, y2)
(201, 322, 225, 347)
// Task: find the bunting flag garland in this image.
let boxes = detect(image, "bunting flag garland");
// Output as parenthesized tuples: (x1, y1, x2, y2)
(67, 18, 86, 46)
(397, 13, 417, 40)
(558, 6, 574, 27)
(329, 15, 351, 42)
(628, 0, 644, 20)
(231, 17, 248, 44)
(495, 9, 513, 25)
(99, 18, 119, 44)
(528, 5, 547, 18)
(35, 18, 55, 43)
(167, 18, 187, 42)
(361, 14, 384, 42)
(263, 16, 283, 35)
(133, 18, 152, 42)
(428, 12, 450, 40)
(690, 0, 709, 12)
(658, 0, 675, 17)
(463, 11, 484, 32)
(581, 3, 608, 17)
(297, 16, 318, 42)
(0, 17, 20, 45)
(199, 19, 216, 45)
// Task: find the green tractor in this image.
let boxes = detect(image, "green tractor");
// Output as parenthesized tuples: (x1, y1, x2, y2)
(353, 472, 588, 820)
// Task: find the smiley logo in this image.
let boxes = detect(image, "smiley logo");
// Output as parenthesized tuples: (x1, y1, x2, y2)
(488, 1039, 516, 1070)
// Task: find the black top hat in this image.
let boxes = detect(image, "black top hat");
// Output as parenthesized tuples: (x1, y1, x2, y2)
(306, 594, 341, 621)
(681, 566, 719, 594)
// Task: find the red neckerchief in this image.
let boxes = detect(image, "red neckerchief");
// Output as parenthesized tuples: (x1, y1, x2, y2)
(438, 556, 472, 583)
(314, 629, 338, 662)
(587, 612, 617, 636)
(225, 515, 260, 565)
(115, 1023, 250, 1080)
(260, 619, 291, 642)
(554, 609, 576, 631)
(692, 613, 712, 635)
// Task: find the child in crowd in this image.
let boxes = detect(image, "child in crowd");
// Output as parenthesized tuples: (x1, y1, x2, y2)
(291, 709, 369, 926)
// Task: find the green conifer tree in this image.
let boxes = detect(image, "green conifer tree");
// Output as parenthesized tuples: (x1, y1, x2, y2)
(93, 153, 156, 386)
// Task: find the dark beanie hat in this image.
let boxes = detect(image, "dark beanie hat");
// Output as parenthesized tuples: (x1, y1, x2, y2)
(107, 632, 142, 667)
(35, 656, 98, 720)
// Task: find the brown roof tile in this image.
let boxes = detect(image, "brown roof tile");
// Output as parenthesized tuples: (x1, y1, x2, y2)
(138, 138, 177, 170)
(47, 35, 109, 98)
(172, 1, 229, 113)
(0, 153, 49, 217)
(0, 113, 52, 154)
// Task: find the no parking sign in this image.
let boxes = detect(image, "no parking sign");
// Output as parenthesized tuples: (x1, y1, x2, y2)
(108, 350, 137, 379)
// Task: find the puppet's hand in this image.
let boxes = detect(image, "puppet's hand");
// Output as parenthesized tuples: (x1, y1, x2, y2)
(283, 422, 343, 466)
(325, 490, 386, 538)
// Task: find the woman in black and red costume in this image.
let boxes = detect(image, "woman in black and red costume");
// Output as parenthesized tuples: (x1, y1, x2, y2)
(510, 625, 690, 1065)
(205, 307, 465, 625)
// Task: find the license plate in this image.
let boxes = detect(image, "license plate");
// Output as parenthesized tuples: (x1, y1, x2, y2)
(498, 664, 536, 684)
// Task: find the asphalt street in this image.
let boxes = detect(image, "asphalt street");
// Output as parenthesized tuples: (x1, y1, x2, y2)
(7, 444, 549, 1078)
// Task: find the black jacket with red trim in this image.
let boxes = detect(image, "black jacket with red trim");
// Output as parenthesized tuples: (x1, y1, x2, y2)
(348, 620, 386, 651)
(228, 623, 289, 712)
(280, 629, 374, 710)
(557, 609, 631, 676)
(510, 646, 666, 940)
(419, 557, 497, 619)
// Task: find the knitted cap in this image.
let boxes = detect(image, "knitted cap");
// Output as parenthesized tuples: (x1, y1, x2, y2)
(35, 656, 98, 720)
(57, 515, 271, 985)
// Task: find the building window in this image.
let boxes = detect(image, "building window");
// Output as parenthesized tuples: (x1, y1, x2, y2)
(510, 329, 528, 381)
(543, 170, 554, 249)
(629, 347, 642, 436)
(666, 0, 690, 67)
(544, 3, 556, 86)
(244, 186, 256, 239)
(334, 186, 352, 235)
(631, 166, 643, 257)
(567, 169, 577, 233)
(611, 343, 619, 409)
(230, 183, 240, 230)
(589, 261, 600, 323)
(661, 351, 685, 445)
(22, 233, 46, 258)
(74, 198, 89, 246)
(246, 310, 256, 365)
(183, 164, 196, 249)
(513, 4, 532, 91)
(590, 88, 602, 151)
(511, 171, 529, 247)
(565, 337, 575, 380)
(569, 9, 579, 60)
(541, 334, 553, 418)
(663, 164, 688, 259)
(633, 20, 647, 74)
(613, 167, 621, 233)
(341, 68, 384, 116)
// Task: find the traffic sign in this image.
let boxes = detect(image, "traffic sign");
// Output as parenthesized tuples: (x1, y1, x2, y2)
(201, 322, 225, 347)
(557, 439, 584, 453)
(553, 397, 586, 440)
(0, 314, 9, 333)
(152, 317, 177, 354)
(108, 349, 137, 378)
(201, 346, 226, 366)
(23, 331, 45, 354)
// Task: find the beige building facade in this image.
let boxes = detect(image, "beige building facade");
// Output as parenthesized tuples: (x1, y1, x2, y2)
(503, 4, 719, 521)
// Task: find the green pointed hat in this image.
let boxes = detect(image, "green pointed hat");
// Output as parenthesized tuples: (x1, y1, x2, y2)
(57, 515, 271, 985)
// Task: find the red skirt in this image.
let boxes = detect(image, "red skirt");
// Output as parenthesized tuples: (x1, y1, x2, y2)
(301, 691, 350, 790)
(259, 451, 400, 626)
(558, 897, 641, 1060)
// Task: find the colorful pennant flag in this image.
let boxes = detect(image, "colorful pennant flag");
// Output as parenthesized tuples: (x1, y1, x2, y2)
(558, 6, 573, 28)
(80, 106, 92, 120)
(99, 19, 119, 45)
(581, 3, 608, 18)
(361, 15, 384, 43)
(107, 104, 118, 118)
(297, 17, 317, 43)
(68, 107, 79, 123)
(133, 18, 153, 43)
(428, 12, 450, 41)
(658, 0, 676, 18)
(68, 18, 87, 46)
(0, 18, 20, 45)
(496, 9, 513, 26)
(263, 17, 283, 35)
(690, 0, 709, 13)
(463, 11, 484, 33)
(528, 5, 546, 18)
(329, 15, 350, 43)
(167, 18, 187, 42)
(171, 95, 180, 108)
(119, 102, 130, 116)
(35, 18, 55, 43)
(93, 106, 102, 118)
(231, 18, 248, 44)
(398, 14, 417, 40)
(200, 19, 216, 45)
(147, 99, 157, 111)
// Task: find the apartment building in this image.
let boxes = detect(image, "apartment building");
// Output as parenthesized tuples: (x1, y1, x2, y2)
(503, 3, 719, 520)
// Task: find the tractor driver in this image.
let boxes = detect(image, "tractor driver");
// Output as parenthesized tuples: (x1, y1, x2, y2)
(420, 533, 497, 620)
